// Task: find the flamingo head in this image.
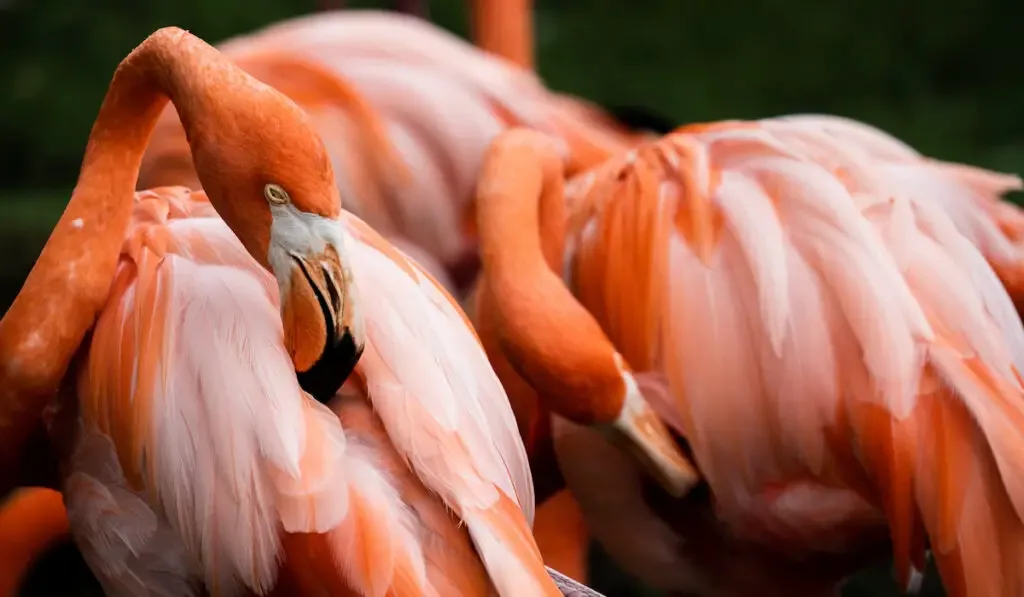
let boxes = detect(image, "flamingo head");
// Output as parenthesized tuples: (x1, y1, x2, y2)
(189, 84, 366, 403)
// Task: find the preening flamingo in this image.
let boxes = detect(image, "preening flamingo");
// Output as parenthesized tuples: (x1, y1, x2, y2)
(0, 28, 570, 596)
(473, 125, 1024, 597)
(137, 9, 643, 298)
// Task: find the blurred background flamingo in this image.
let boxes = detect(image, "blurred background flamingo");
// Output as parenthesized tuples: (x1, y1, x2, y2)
(136, 4, 650, 299)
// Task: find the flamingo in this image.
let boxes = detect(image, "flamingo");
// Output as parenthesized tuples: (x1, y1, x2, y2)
(137, 9, 644, 298)
(472, 125, 1024, 597)
(465, 9, 1023, 577)
(0, 28, 575, 596)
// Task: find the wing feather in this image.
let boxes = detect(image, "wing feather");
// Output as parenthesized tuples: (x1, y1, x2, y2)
(75, 189, 350, 596)
(340, 213, 558, 596)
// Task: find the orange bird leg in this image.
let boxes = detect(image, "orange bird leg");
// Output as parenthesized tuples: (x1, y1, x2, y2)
(470, 0, 534, 70)
(474, 128, 699, 498)
(0, 488, 69, 597)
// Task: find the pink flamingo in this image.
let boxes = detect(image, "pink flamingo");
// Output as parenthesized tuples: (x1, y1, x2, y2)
(473, 123, 1024, 597)
(0, 28, 574, 596)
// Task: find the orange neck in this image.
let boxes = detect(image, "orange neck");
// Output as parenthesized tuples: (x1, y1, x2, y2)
(476, 129, 626, 425)
(477, 131, 564, 291)
(471, 0, 534, 70)
(0, 30, 225, 493)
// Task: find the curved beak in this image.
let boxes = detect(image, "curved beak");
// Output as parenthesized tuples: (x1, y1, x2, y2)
(604, 380, 700, 499)
(280, 241, 365, 403)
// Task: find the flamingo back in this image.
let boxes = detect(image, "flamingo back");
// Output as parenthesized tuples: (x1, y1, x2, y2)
(563, 122, 1024, 596)
(767, 114, 1024, 313)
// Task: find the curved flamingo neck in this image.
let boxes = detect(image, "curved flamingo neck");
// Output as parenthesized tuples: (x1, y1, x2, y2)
(0, 29, 229, 492)
(477, 136, 565, 277)
(476, 130, 625, 425)
(471, 0, 534, 70)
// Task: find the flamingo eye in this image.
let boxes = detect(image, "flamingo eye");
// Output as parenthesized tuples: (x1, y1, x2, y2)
(264, 183, 290, 206)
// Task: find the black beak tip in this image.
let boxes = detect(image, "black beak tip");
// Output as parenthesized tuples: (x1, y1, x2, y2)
(296, 328, 363, 405)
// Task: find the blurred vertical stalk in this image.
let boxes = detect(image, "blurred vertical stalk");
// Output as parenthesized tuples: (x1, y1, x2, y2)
(470, 0, 533, 69)
(316, 0, 345, 11)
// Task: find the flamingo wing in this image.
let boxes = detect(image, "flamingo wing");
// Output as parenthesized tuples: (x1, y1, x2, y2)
(69, 187, 551, 595)
(565, 123, 1024, 596)
(340, 212, 557, 596)
(67, 188, 367, 596)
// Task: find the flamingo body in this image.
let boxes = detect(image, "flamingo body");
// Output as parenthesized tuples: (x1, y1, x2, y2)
(471, 121, 1024, 597)
(555, 120, 1024, 596)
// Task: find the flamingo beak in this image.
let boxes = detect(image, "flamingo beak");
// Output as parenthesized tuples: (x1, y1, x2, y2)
(605, 380, 700, 499)
(280, 241, 365, 403)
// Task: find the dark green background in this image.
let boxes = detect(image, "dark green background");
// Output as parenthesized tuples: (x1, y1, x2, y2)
(5, 0, 1020, 594)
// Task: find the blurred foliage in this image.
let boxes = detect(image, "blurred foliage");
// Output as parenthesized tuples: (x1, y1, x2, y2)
(2, 0, 1024, 189)
(2, 0, 1021, 594)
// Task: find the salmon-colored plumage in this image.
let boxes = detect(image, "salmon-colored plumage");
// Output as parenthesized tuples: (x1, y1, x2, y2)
(760, 114, 1024, 317)
(475, 125, 1024, 596)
